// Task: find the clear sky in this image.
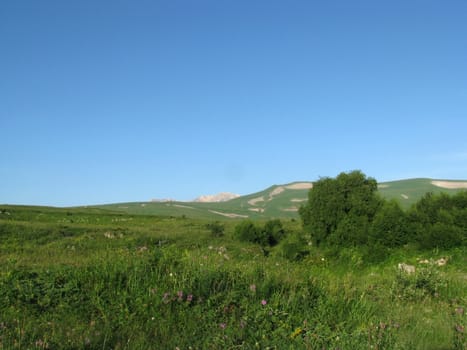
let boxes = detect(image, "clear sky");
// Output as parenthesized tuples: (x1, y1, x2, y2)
(1, 0, 466, 206)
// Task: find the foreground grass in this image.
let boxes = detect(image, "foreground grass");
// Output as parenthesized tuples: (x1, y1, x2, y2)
(0, 206, 465, 349)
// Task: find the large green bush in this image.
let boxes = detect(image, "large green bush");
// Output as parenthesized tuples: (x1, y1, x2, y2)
(262, 219, 286, 246)
(299, 170, 382, 247)
(370, 200, 410, 247)
(275, 232, 308, 261)
(234, 219, 287, 247)
(234, 220, 261, 244)
(300, 171, 466, 251)
(409, 191, 467, 249)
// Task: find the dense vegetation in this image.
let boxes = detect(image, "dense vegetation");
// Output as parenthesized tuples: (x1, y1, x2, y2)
(95, 178, 467, 219)
(298, 171, 466, 257)
(0, 173, 466, 349)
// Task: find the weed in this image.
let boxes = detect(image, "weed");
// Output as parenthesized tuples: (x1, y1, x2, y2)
(0, 206, 465, 349)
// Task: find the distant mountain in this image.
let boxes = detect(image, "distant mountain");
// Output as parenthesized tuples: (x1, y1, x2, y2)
(193, 192, 240, 203)
(93, 178, 467, 220)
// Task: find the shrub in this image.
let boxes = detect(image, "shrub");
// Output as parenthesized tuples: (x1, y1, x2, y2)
(328, 214, 370, 247)
(234, 220, 288, 247)
(234, 220, 261, 244)
(262, 219, 286, 246)
(370, 200, 409, 247)
(409, 192, 467, 249)
(275, 232, 308, 261)
(420, 222, 464, 250)
(391, 265, 446, 301)
(362, 243, 390, 264)
(205, 221, 225, 237)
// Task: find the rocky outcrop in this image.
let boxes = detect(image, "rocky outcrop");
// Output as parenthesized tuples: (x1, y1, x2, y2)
(194, 192, 240, 203)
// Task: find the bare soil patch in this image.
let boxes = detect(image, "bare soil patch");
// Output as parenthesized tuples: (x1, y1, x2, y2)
(208, 210, 248, 218)
(248, 208, 264, 213)
(281, 207, 299, 212)
(248, 196, 264, 206)
(171, 204, 195, 209)
(285, 183, 313, 190)
(269, 187, 285, 198)
(431, 181, 467, 189)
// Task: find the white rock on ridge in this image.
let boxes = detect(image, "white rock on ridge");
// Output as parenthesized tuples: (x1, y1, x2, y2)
(150, 198, 175, 202)
(193, 192, 240, 203)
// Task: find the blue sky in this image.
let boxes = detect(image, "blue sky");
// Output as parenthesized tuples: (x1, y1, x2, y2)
(1, 0, 466, 206)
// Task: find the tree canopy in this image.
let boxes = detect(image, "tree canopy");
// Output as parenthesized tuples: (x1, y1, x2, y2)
(299, 170, 382, 247)
(300, 170, 466, 250)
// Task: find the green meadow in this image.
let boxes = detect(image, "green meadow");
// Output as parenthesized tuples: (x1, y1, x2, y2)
(0, 200, 465, 350)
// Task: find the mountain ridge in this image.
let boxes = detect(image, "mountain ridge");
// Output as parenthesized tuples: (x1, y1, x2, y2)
(92, 178, 467, 219)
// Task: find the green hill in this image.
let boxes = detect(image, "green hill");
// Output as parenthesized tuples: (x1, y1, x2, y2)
(377, 178, 467, 208)
(92, 178, 467, 219)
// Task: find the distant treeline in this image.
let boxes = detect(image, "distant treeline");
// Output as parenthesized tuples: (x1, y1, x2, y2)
(299, 170, 466, 250)
(233, 171, 466, 259)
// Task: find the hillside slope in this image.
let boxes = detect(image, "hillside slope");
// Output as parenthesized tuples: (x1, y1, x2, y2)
(93, 178, 467, 219)
(377, 178, 467, 208)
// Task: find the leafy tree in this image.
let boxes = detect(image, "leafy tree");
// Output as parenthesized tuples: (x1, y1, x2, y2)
(409, 191, 467, 249)
(421, 222, 464, 249)
(412, 192, 447, 226)
(369, 200, 410, 247)
(329, 214, 370, 247)
(299, 170, 382, 247)
(448, 191, 467, 231)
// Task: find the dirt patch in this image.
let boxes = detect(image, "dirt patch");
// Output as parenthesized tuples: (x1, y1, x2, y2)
(431, 181, 467, 189)
(171, 204, 195, 209)
(249, 208, 264, 213)
(208, 210, 248, 218)
(248, 196, 264, 206)
(194, 192, 240, 202)
(282, 207, 299, 212)
(401, 194, 409, 200)
(377, 184, 389, 189)
(248, 183, 312, 206)
(290, 198, 307, 202)
(285, 183, 313, 190)
(269, 187, 285, 198)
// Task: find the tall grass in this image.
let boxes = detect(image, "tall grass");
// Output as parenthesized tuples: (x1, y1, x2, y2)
(0, 206, 465, 349)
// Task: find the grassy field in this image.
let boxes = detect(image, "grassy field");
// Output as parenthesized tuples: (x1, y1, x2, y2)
(0, 205, 466, 349)
(93, 178, 467, 219)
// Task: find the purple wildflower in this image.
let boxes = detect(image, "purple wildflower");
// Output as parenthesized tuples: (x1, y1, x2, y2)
(220, 323, 227, 329)
(186, 294, 193, 302)
(261, 299, 267, 306)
